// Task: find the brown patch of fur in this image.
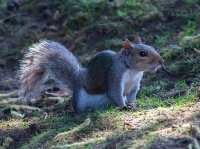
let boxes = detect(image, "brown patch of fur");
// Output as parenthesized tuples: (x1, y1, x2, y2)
(22, 68, 44, 91)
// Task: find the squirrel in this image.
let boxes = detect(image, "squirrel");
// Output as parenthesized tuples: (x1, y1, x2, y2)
(19, 39, 164, 112)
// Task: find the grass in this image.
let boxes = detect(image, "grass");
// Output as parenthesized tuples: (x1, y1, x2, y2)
(0, 119, 30, 130)
(182, 20, 198, 37)
(138, 91, 197, 109)
(0, 79, 199, 149)
(1, 90, 198, 148)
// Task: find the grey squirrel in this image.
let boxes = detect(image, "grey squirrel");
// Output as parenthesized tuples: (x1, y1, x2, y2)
(19, 39, 164, 112)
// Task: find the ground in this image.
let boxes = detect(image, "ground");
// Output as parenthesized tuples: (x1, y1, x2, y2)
(0, 90, 200, 148)
(0, 0, 200, 148)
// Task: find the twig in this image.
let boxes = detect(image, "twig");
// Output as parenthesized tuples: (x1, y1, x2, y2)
(0, 98, 20, 104)
(45, 90, 72, 97)
(194, 48, 200, 54)
(0, 90, 18, 99)
(8, 104, 42, 111)
(10, 110, 25, 118)
(47, 96, 65, 104)
(52, 137, 106, 149)
(54, 118, 91, 141)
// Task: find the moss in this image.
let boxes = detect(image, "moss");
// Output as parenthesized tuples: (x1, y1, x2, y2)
(180, 34, 200, 49)
(0, 0, 7, 9)
(154, 33, 171, 47)
(0, 91, 198, 148)
(183, 0, 199, 6)
(161, 46, 183, 61)
(175, 80, 188, 90)
(104, 38, 123, 49)
(0, 119, 30, 130)
(182, 21, 198, 36)
(138, 90, 197, 109)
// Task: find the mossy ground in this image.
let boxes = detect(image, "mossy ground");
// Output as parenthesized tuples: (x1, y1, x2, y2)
(0, 87, 199, 149)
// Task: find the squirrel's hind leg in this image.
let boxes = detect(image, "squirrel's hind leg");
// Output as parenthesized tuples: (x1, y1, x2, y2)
(73, 88, 111, 113)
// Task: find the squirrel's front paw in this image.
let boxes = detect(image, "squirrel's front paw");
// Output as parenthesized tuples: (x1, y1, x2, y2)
(126, 102, 138, 111)
(117, 102, 138, 111)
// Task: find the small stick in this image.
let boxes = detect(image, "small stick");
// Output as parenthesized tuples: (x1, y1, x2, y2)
(10, 110, 25, 118)
(54, 118, 91, 141)
(8, 104, 42, 111)
(0, 98, 20, 104)
(47, 96, 65, 104)
(0, 90, 18, 99)
(194, 48, 200, 54)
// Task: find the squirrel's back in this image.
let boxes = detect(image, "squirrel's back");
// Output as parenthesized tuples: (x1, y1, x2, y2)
(84, 50, 116, 94)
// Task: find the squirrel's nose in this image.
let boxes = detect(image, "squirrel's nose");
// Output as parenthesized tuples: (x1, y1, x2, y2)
(155, 54, 164, 65)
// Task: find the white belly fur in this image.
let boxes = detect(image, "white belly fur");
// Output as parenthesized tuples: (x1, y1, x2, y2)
(121, 70, 143, 96)
(77, 70, 143, 112)
(77, 88, 111, 112)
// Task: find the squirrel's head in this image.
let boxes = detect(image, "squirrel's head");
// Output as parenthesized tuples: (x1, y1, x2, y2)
(121, 39, 164, 72)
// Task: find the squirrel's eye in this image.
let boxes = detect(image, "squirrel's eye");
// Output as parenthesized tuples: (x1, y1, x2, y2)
(139, 51, 147, 57)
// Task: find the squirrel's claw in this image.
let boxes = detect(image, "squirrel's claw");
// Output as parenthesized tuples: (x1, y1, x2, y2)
(119, 103, 137, 111)
(127, 103, 138, 111)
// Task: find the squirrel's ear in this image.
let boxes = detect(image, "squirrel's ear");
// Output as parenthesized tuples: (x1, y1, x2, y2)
(123, 39, 132, 49)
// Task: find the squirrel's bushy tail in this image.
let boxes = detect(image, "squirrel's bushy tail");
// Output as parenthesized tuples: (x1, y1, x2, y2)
(19, 40, 81, 103)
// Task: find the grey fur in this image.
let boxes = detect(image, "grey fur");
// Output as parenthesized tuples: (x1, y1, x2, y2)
(19, 40, 82, 103)
(19, 40, 163, 112)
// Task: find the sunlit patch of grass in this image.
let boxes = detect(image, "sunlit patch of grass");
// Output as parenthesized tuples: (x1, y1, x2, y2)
(5, 92, 198, 148)
(27, 107, 127, 148)
(42, 91, 198, 147)
(20, 119, 80, 148)
(90, 108, 125, 129)
(137, 97, 167, 109)
(137, 91, 197, 109)
(0, 79, 198, 148)
(172, 92, 197, 107)
(175, 80, 188, 90)
(0, 119, 30, 130)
